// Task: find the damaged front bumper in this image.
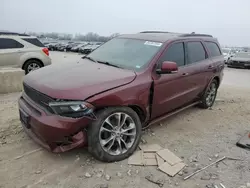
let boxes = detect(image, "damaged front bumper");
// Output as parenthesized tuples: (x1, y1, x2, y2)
(18, 94, 92, 153)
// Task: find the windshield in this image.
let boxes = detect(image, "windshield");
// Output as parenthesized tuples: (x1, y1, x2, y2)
(87, 38, 163, 70)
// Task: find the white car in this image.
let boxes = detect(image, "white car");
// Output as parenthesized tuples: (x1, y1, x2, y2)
(222, 48, 235, 64)
(0, 32, 52, 74)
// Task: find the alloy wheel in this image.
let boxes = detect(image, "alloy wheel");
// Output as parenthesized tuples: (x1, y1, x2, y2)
(206, 82, 217, 106)
(27, 63, 41, 73)
(99, 112, 137, 156)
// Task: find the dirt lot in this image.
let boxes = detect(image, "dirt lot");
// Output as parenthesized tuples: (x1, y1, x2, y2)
(0, 52, 249, 188)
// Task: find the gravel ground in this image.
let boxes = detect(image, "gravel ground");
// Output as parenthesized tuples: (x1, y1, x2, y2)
(0, 52, 249, 188)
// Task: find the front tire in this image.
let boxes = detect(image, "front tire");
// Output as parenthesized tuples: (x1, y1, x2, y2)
(199, 79, 218, 109)
(88, 107, 142, 162)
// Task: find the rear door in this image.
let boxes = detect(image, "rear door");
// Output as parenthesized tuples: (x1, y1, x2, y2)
(203, 41, 224, 82)
(184, 41, 212, 94)
(0, 38, 24, 66)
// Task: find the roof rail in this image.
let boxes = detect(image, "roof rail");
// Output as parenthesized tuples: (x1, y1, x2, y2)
(180, 33, 213, 37)
(0, 31, 30, 36)
(140, 31, 178, 34)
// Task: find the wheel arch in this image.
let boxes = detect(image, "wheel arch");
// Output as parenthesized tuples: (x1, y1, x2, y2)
(213, 76, 220, 86)
(22, 58, 44, 70)
(94, 104, 147, 125)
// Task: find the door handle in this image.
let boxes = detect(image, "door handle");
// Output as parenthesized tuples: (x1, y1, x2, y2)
(182, 73, 189, 76)
(208, 65, 215, 69)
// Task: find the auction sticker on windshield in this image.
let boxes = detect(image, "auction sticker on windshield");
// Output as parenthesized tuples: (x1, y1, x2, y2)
(144, 41, 162, 47)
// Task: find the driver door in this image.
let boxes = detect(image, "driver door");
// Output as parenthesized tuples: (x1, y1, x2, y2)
(151, 41, 197, 119)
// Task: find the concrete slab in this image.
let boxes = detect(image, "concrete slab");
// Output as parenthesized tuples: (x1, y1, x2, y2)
(128, 150, 158, 166)
(128, 151, 144, 166)
(143, 153, 158, 166)
(156, 154, 165, 166)
(157, 149, 182, 166)
(0, 68, 24, 94)
(139, 144, 163, 152)
(158, 162, 186, 177)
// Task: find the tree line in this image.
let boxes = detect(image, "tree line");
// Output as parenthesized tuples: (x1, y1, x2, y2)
(27, 32, 120, 42)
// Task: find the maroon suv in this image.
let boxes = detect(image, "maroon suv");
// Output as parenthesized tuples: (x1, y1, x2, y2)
(18, 31, 224, 162)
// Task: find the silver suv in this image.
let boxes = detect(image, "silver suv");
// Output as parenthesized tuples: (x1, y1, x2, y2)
(0, 32, 51, 74)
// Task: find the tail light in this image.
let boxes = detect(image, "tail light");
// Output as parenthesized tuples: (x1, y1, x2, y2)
(42, 48, 49, 56)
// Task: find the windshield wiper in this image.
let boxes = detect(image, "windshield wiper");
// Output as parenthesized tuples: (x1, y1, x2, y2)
(97, 61, 123, 69)
(82, 56, 123, 69)
(82, 56, 98, 63)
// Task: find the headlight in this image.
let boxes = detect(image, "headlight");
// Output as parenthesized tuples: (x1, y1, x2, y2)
(49, 101, 95, 119)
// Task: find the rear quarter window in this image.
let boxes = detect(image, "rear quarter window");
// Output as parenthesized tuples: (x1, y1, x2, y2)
(21, 38, 45, 47)
(205, 42, 221, 57)
(0, 38, 24, 49)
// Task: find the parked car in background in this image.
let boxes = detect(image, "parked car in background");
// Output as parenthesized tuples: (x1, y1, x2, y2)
(65, 43, 81, 51)
(19, 31, 224, 162)
(227, 52, 250, 68)
(79, 44, 100, 54)
(0, 32, 51, 74)
(57, 43, 68, 51)
(222, 48, 235, 64)
(71, 44, 87, 52)
(45, 42, 58, 51)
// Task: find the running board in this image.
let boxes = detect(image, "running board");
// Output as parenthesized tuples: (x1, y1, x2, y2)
(147, 101, 200, 126)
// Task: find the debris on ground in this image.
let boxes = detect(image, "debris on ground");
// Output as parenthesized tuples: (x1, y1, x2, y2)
(98, 184, 109, 188)
(14, 148, 42, 160)
(116, 172, 122, 178)
(157, 149, 182, 165)
(127, 169, 132, 176)
(34, 170, 42, 174)
(158, 161, 186, 177)
(145, 174, 165, 187)
(105, 174, 111, 181)
(200, 172, 212, 180)
(236, 132, 250, 150)
(184, 156, 227, 180)
(128, 144, 186, 177)
(84, 172, 92, 178)
(95, 168, 104, 178)
(220, 183, 226, 188)
(139, 144, 163, 152)
(189, 155, 199, 163)
(140, 138, 147, 144)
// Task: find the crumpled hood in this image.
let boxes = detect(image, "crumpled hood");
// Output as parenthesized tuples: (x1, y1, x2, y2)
(23, 59, 136, 100)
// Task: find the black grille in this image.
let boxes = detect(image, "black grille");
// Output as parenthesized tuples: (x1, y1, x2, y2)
(23, 83, 54, 113)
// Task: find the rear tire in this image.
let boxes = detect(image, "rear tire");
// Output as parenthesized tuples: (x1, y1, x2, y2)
(199, 79, 218, 109)
(88, 107, 142, 162)
(23, 59, 43, 74)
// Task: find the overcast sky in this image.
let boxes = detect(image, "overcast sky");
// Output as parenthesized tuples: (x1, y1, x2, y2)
(1, 0, 250, 46)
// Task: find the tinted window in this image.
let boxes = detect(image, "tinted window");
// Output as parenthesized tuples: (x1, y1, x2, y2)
(187, 42, 206, 64)
(205, 42, 221, 57)
(21, 38, 45, 47)
(160, 42, 185, 66)
(0, 38, 24, 49)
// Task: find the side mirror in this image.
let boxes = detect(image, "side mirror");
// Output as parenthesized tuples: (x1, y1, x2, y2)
(156, 61, 178, 74)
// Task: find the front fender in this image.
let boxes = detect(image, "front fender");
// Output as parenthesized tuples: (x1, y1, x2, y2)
(86, 75, 152, 123)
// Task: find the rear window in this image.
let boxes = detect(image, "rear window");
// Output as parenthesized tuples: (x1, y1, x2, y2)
(205, 42, 221, 57)
(21, 38, 45, 47)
